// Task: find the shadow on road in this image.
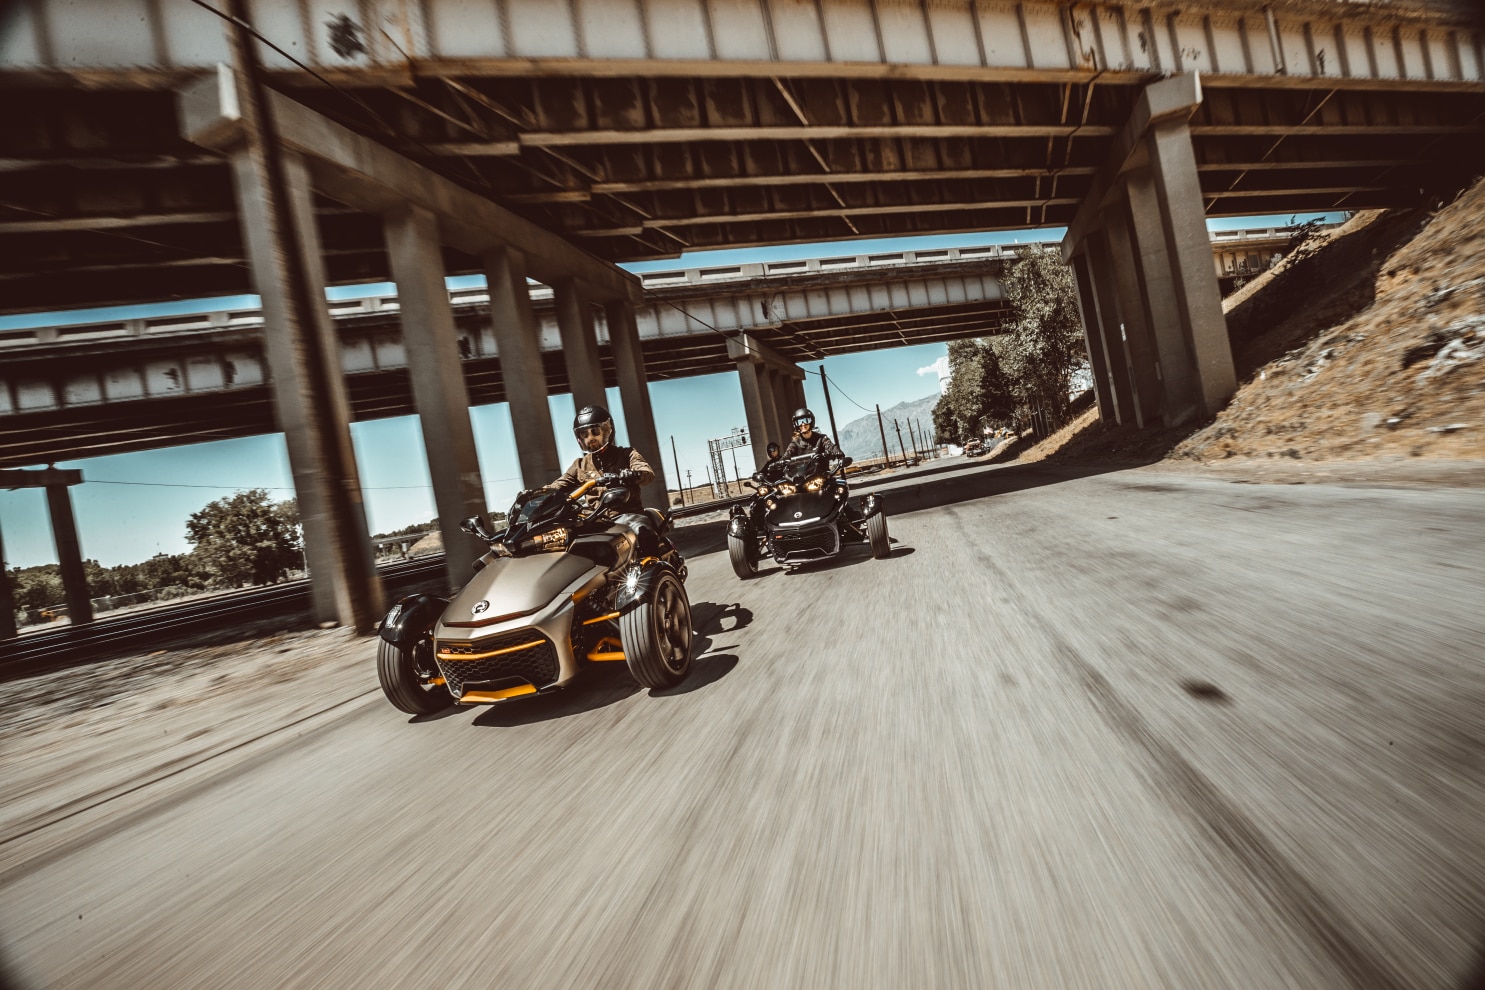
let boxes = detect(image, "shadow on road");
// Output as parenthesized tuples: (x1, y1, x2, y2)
(651, 653, 739, 696)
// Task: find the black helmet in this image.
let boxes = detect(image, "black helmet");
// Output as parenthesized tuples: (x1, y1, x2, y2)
(792, 408, 815, 432)
(573, 404, 614, 452)
(766, 441, 781, 459)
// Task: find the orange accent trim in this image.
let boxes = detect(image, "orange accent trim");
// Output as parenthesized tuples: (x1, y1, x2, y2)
(437, 638, 544, 661)
(582, 610, 621, 625)
(427, 677, 446, 686)
(459, 684, 537, 703)
(587, 636, 625, 662)
(569, 479, 598, 499)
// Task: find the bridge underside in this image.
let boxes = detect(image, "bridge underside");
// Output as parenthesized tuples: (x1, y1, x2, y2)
(0, 295, 1008, 467)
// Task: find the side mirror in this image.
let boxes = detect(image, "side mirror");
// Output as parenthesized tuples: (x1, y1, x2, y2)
(743, 479, 756, 489)
(460, 515, 495, 541)
(598, 486, 629, 508)
(843, 456, 853, 467)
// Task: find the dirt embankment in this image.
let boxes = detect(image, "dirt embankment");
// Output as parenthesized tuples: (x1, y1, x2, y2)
(1019, 175, 1485, 477)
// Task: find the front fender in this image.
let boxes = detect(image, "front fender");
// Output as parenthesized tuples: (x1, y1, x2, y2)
(378, 594, 448, 649)
(727, 512, 751, 539)
(615, 560, 678, 613)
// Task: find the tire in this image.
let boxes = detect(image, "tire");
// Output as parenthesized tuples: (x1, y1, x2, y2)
(728, 532, 757, 579)
(377, 637, 451, 715)
(620, 570, 694, 690)
(866, 510, 891, 559)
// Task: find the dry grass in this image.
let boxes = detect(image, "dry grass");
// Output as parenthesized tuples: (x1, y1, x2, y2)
(1013, 176, 1485, 471)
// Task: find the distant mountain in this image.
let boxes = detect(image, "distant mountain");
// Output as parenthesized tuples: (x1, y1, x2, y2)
(830, 393, 941, 460)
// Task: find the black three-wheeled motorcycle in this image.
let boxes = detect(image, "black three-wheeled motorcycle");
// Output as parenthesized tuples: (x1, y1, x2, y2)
(727, 451, 889, 578)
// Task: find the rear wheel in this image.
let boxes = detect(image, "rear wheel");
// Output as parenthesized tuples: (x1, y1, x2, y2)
(377, 638, 451, 715)
(621, 571, 693, 689)
(867, 510, 891, 559)
(728, 531, 757, 579)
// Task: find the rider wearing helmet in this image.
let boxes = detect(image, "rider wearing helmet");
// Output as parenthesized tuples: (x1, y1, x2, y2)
(540, 404, 654, 515)
(758, 441, 786, 483)
(782, 408, 844, 463)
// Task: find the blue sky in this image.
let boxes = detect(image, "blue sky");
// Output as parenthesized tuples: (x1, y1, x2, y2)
(1, 213, 1339, 569)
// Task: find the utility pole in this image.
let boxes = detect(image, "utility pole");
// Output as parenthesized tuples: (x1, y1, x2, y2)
(730, 446, 742, 496)
(670, 435, 684, 505)
(876, 404, 891, 468)
(704, 464, 713, 498)
(906, 419, 920, 460)
(893, 418, 909, 465)
(686, 470, 692, 500)
(819, 365, 839, 441)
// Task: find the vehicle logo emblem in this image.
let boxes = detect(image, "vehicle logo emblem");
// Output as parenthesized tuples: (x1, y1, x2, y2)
(471, 600, 490, 615)
(794, 511, 802, 519)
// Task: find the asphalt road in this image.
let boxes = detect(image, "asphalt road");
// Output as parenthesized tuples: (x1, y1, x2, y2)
(3, 459, 1483, 989)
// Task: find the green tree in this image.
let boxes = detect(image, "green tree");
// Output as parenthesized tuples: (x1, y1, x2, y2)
(184, 490, 301, 588)
(9, 566, 64, 611)
(997, 247, 1088, 430)
(932, 338, 1015, 444)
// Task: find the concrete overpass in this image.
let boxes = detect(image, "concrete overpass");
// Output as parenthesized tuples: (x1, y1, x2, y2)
(1, 0, 1479, 630)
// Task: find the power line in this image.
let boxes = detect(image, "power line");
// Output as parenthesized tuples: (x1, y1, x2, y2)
(80, 478, 522, 491)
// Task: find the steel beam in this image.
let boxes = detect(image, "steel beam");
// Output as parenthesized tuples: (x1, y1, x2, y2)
(484, 247, 561, 491)
(178, 64, 639, 304)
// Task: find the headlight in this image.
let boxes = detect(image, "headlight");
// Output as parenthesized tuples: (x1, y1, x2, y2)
(624, 569, 641, 591)
(765, 498, 777, 511)
(805, 475, 826, 492)
(775, 483, 796, 495)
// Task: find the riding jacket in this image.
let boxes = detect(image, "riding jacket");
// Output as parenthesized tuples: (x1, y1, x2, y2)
(544, 444, 655, 515)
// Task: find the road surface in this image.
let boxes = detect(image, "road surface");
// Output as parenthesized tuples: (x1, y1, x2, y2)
(2, 459, 1482, 989)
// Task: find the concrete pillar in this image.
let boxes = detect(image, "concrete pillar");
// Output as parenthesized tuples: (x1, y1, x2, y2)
(229, 148, 381, 629)
(1102, 203, 1164, 429)
(0, 522, 15, 639)
(44, 483, 92, 626)
(1124, 169, 1203, 426)
(1084, 231, 1137, 426)
(384, 203, 487, 588)
(603, 300, 667, 509)
(485, 247, 560, 490)
(1145, 118, 1237, 418)
(1070, 252, 1115, 422)
(736, 361, 775, 469)
(553, 279, 606, 412)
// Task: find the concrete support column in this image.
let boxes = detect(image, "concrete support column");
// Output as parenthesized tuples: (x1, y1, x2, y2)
(45, 484, 92, 626)
(1084, 231, 1137, 425)
(0, 523, 15, 640)
(229, 148, 380, 629)
(384, 204, 487, 587)
(553, 279, 606, 412)
(1124, 170, 1203, 426)
(1145, 118, 1238, 418)
(485, 247, 560, 490)
(603, 300, 667, 509)
(736, 360, 775, 469)
(1069, 252, 1115, 422)
(1102, 204, 1164, 429)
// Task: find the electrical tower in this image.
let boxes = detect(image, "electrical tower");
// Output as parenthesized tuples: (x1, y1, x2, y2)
(707, 427, 750, 499)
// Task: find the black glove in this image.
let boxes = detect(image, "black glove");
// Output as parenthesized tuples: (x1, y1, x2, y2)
(517, 488, 538, 501)
(616, 469, 638, 485)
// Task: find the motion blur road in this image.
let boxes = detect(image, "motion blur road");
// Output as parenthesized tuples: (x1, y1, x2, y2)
(3, 459, 1483, 989)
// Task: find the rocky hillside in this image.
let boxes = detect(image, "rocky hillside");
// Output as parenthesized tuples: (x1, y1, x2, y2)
(835, 393, 940, 459)
(1024, 174, 1485, 469)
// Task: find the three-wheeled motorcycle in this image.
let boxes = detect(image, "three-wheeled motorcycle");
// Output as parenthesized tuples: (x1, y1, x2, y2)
(727, 451, 889, 578)
(376, 476, 693, 715)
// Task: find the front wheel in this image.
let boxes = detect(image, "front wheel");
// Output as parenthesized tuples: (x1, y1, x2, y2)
(728, 531, 757, 579)
(867, 510, 890, 559)
(621, 570, 693, 689)
(377, 638, 451, 715)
